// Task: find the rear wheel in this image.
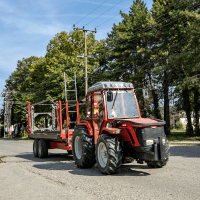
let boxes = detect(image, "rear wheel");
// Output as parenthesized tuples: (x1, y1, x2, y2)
(38, 139, 48, 158)
(33, 139, 39, 157)
(96, 135, 122, 175)
(72, 126, 95, 168)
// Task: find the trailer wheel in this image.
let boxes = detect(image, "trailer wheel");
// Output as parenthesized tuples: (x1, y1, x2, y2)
(72, 126, 95, 168)
(33, 139, 39, 157)
(67, 150, 73, 155)
(96, 135, 122, 175)
(38, 139, 48, 158)
(147, 144, 170, 168)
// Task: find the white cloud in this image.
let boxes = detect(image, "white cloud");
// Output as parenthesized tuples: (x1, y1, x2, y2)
(0, 14, 69, 36)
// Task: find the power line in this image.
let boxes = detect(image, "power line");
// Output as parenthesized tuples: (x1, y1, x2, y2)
(95, 0, 190, 32)
(133, 2, 199, 41)
(113, 2, 199, 49)
(103, 48, 200, 76)
(94, 7, 130, 30)
(73, 0, 109, 27)
(85, 0, 125, 27)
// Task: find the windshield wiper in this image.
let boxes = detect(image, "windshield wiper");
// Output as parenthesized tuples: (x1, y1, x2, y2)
(111, 89, 118, 109)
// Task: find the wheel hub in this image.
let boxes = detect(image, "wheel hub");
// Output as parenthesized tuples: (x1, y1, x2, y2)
(75, 136, 82, 159)
(98, 142, 108, 168)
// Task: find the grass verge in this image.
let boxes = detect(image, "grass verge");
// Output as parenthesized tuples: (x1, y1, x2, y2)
(167, 129, 200, 146)
(0, 137, 32, 141)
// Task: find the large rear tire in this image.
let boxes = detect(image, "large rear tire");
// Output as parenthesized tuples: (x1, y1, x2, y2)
(72, 126, 95, 168)
(96, 135, 122, 175)
(33, 139, 39, 157)
(38, 139, 48, 158)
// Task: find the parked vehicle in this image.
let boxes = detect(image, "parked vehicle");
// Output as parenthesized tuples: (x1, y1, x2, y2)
(26, 80, 169, 174)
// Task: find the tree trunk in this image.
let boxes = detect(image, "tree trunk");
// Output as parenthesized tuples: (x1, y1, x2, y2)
(142, 97, 147, 118)
(194, 85, 199, 135)
(148, 72, 162, 119)
(164, 70, 170, 135)
(183, 86, 193, 136)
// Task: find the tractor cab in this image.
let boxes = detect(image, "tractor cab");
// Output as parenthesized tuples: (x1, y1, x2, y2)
(85, 81, 140, 121)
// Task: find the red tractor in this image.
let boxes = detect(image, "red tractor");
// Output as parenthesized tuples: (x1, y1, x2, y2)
(72, 81, 169, 174)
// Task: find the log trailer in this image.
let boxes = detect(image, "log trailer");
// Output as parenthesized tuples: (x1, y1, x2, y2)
(26, 80, 169, 175)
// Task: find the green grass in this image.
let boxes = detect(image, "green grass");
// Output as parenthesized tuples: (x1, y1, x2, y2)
(0, 136, 32, 141)
(167, 130, 200, 141)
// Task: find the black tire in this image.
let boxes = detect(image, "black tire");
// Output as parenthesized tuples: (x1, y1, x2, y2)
(147, 144, 170, 168)
(72, 126, 95, 168)
(67, 150, 73, 155)
(96, 135, 122, 175)
(33, 139, 39, 157)
(38, 139, 48, 158)
(122, 157, 134, 164)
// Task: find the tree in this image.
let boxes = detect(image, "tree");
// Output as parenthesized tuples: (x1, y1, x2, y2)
(105, 0, 162, 118)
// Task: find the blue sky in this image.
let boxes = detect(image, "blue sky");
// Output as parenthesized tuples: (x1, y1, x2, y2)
(0, 0, 153, 109)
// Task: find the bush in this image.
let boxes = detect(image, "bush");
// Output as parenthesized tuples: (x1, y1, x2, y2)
(176, 122, 184, 130)
(20, 130, 28, 138)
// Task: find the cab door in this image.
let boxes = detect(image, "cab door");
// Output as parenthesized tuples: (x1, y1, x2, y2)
(91, 91, 104, 144)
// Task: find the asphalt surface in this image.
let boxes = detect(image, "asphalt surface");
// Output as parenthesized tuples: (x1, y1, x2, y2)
(0, 139, 200, 200)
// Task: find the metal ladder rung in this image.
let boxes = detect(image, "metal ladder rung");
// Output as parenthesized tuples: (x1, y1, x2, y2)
(64, 72, 78, 101)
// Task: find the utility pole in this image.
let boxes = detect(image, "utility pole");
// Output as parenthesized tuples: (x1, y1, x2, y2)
(73, 25, 96, 96)
(2, 90, 13, 137)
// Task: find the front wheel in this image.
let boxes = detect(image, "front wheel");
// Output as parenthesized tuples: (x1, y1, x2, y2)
(147, 144, 170, 168)
(96, 135, 122, 175)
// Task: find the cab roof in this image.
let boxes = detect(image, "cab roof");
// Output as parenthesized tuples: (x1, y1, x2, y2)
(87, 81, 134, 93)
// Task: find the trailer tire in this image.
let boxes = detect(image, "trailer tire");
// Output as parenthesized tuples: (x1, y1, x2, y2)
(147, 144, 170, 168)
(33, 139, 39, 157)
(96, 135, 122, 175)
(67, 150, 73, 155)
(72, 126, 95, 168)
(38, 139, 48, 158)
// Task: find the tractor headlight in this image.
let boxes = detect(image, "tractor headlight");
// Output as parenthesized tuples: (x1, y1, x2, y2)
(162, 138, 167, 144)
(145, 140, 154, 145)
(106, 122, 112, 128)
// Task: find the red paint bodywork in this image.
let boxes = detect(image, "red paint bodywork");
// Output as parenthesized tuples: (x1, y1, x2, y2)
(76, 88, 162, 147)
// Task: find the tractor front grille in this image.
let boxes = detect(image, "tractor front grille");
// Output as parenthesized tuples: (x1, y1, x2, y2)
(136, 126, 165, 146)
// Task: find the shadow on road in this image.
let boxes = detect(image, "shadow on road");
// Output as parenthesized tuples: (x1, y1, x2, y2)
(15, 152, 74, 163)
(170, 146, 200, 158)
(32, 161, 151, 177)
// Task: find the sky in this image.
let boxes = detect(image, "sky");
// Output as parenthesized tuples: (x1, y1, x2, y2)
(0, 0, 153, 109)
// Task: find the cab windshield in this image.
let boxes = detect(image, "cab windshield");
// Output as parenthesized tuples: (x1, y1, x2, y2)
(107, 90, 139, 119)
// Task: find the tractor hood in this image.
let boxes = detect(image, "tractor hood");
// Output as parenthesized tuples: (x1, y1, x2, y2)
(115, 118, 166, 126)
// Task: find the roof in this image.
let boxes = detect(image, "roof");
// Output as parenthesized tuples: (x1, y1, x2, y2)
(87, 81, 134, 93)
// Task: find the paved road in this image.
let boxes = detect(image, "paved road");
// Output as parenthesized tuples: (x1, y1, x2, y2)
(0, 139, 200, 200)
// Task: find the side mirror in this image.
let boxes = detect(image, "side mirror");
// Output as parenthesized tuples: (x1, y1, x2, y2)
(107, 91, 113, 102)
